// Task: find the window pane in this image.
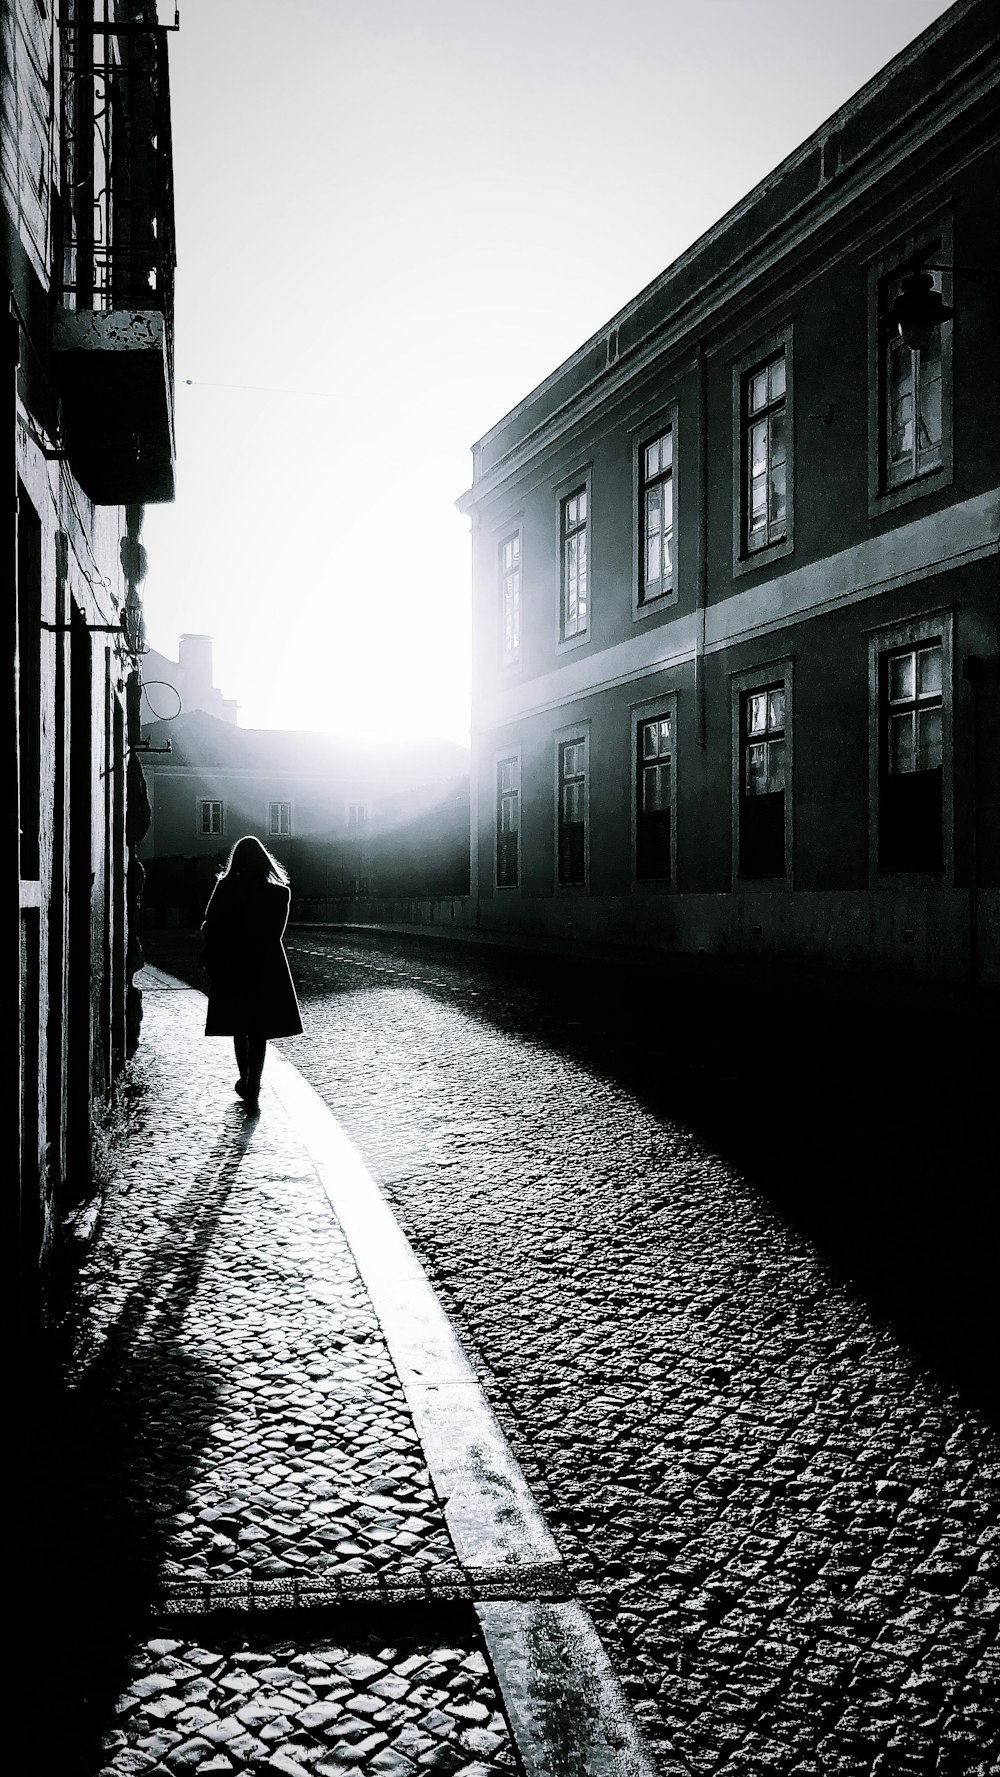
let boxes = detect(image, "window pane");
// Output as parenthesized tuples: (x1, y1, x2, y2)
(889, 710, 915, 774)
(767, 688, 785, 731)
(889, 653, 915, 703)
(563, 782, 583, 823)
(661, 478, 673, 575)
(917, 706, 942, 772)
(750, 470, 767, 533)
(751, 418, 768, 472)
(770, 458, 787, 526)
(917, 646, 942, 698)
(746, 742, 768, 795)
(644, 442, 659, 481)
(748, 692, 768, 736)
(769, 353, 786, 401)
(658, 715, 672, 749)
(578, 489, 586, 521)
(642, 722, 657, 760)
(749, 370, 768, 413)
(769, 408, 786, 468)
(919, 370, 942, 454)
(766, 737, 786, 793)
(643, 761, 670, 812)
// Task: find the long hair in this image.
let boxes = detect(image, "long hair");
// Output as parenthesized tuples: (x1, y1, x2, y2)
(216, 834, 289, 887)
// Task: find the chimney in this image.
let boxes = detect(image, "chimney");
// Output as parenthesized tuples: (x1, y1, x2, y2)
(178, 633, 215, 715)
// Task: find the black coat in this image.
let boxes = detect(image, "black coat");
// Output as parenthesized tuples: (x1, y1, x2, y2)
(201, 876, 303, 1038)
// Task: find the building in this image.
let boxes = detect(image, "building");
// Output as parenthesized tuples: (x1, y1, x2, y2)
(142, 631, 238, 726)
(7, 0, 176, 1324)
(458, 0, 999, 988)
(138, 706, 471, 926)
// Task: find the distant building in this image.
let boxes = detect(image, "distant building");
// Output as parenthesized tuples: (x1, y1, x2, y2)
(138, 709, 470, 924)
(142, 633, 238, 726)
(7, 0, 176, 1323)
(458, 0, 999, 987)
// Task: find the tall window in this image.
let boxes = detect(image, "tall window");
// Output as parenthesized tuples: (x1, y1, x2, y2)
(882, 268, 945, 489)
(199, 800, 223, 837)
(742, 351, 787, 554)
(878, 640, 944, 873)
(636, 715, 672, 881)
(739, 685, 786, 879)
(346, 801, 367, 830)
(557, 737, 587, 886)
(269, 801, 291, 837)
(496, 756, 520, 888)
(560, 488, 588, 640)
(499, 532, 521, 662)
(640, 430, 673, 604)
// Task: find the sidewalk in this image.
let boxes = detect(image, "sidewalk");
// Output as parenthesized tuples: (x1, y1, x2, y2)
(36, 967, 664, 1777)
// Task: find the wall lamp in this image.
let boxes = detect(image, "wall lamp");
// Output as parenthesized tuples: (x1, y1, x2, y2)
(890, 260, 999, 352)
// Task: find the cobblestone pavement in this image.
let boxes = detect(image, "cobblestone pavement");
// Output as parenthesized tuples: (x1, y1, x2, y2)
(96, 1619, 515, 1777)
(261, 928, 1000, 1777)
(31, 981, 519, 1777)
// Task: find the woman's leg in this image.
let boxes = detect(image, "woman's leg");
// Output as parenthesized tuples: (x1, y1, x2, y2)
(245, 1037, 267, 1094)
(234, 1035, 249, 1084)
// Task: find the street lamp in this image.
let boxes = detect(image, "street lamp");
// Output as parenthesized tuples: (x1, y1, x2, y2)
(889, 260, 998, 351)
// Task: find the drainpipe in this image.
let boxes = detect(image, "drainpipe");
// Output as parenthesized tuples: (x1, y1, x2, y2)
(695, 340, 708, 749)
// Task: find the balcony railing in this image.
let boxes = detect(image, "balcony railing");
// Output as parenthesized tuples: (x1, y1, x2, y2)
(54, 12, 176, 502)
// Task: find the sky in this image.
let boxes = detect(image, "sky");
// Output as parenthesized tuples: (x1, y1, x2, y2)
(141, 0, 955, 744)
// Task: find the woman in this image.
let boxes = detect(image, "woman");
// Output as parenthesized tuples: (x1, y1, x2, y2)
(201, 835, 303, 1112)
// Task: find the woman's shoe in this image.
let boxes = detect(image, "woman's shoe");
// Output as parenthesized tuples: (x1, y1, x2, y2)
(235, 1079, 247, 1100)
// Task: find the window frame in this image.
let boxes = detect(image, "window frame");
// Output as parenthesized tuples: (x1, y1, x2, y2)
(494, 746, 521, 891)
(552, 720, 590, 890)
(631, 693, 678, 889)
(730, 657, 794, 889)
(731, 323, 795, 578)
(555, 467, 593, 654)
(498, 527, 522, 668)
(632, 404, 679, 620)
(198, 798, 224, 838)
(268, 800, 291, 838)
(867, 215, 954, 518)
(867, 609, 954, 888)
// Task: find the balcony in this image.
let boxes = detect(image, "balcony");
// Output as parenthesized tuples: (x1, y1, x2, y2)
(54, 15, 176, 504)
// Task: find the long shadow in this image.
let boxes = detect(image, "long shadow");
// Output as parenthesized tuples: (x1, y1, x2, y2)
(285, 927, 998, 1425)
(27, 1112, 260, 1775)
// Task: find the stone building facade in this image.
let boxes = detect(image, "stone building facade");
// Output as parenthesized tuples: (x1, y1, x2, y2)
(137, 708, 471, 927)
(458, 0, 999, 987)
(6, 0, 176, 1324)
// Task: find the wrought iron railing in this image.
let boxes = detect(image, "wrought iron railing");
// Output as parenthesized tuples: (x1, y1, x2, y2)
(58, 13, 175, 369)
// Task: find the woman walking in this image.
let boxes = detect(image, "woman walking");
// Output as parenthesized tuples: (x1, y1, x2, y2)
(201, 835, 303, 1112)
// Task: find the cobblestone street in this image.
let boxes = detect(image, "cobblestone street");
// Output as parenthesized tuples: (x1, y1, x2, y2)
(261, 929, 999, 1777)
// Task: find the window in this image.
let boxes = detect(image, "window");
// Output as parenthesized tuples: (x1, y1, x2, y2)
(882, 268, 945, 488)
(878, 640, 944, 874)
(496, 755, 520, 888)
(557, 736, 587, 886)
(199, 800, 223, 837)
(560, 487, 588, 641)
(499, 532, 521, 662)
(869, 226, 953, 515)
(731, 665, 792, 884)
(346, 801, 367, 830)
(743, 352, 787, 554)
(269, 801, 291, 837)
(636, 713, 672, 881)
(640, 429, 673, 604)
